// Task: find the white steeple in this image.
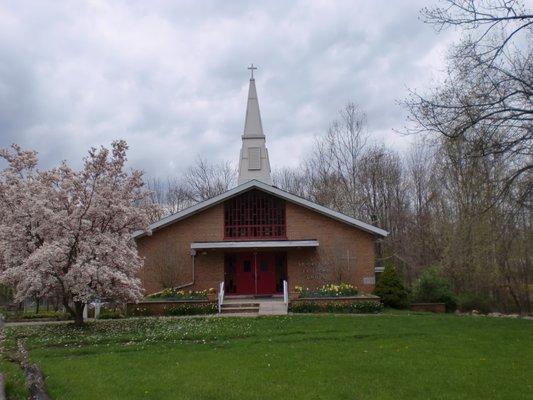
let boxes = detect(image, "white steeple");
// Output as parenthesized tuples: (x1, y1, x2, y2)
(238, 65, 272, 185)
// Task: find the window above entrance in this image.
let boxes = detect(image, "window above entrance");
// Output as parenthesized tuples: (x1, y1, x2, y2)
(224, 189, 286, 240)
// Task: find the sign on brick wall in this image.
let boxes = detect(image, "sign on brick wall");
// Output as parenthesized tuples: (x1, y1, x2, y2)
(363, 276, 375, 285)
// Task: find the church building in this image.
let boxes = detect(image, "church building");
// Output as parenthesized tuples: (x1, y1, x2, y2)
(134, 70, 387, 300)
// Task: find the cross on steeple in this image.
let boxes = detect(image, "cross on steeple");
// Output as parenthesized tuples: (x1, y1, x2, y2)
(247, 63, 258, 79)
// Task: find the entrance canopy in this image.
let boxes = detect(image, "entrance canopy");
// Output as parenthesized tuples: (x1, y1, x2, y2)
(191, 240, 319, 250)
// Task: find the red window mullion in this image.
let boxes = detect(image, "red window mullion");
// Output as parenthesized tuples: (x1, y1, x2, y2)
(224, 190, 286, 240)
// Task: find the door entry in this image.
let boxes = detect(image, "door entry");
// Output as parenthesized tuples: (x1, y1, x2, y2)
(256, 253, 276, 295)
(235, 253, 255, 294)
(225, 252, 286, 295)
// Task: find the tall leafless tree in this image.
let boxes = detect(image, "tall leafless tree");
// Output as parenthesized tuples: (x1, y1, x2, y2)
(184, 157, 236, 202)
(143, 158, 236, 222)
(272, 167, 309, 198)
(406, 0, 532, 200)
(303, 103, 368, 216)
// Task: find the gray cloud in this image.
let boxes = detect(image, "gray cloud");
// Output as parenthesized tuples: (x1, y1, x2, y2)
(0, 0, 455, 177)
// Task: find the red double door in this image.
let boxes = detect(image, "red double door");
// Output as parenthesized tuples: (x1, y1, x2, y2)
(225, 252, 280, 295)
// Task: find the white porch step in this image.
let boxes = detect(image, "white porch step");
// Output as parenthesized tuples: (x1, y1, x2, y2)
(258, 300, 288, 315)
(221, 306, 259, 314)
(221, 302, 260, 308)
(219, 298, 287, 316)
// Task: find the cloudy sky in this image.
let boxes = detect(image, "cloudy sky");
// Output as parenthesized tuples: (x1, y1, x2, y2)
(0, 0, 455, 178)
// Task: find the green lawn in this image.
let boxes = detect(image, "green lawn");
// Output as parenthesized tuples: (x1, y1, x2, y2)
(2, 313, 532, 399)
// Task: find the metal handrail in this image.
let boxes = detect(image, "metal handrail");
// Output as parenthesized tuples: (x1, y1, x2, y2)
(283, 280, 288, 305)
(218, 281, 225, 313)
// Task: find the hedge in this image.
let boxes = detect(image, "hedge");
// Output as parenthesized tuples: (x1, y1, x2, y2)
(290, 300, 383, 314)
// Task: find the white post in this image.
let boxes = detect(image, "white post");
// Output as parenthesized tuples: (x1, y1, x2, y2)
(94, 301, 101, 319)
(218, 281, 224, 314)
(283, 280, 288, 305)
(82, 304, 88, 320)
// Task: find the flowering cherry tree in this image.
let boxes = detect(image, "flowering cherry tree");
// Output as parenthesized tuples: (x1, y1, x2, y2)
(0, 140, 151, 325)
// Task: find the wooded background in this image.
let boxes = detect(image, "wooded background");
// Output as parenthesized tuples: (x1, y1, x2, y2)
(144, 1, 532, 313)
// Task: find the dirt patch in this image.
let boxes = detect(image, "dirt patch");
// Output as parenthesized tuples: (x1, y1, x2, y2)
(16, 339, 51, 400)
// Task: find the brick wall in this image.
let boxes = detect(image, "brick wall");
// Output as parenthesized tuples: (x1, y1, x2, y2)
(285, 202, 376, 293)
(136, 192, 378, 295)
(136, 204, 225, 295)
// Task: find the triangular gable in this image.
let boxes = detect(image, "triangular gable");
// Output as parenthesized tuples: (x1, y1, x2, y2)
(133, 180, 388, 239)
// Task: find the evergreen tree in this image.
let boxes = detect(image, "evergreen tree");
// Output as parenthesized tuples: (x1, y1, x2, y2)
(373, 265, 409, 309)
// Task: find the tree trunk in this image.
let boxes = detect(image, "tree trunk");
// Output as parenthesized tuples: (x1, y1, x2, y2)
(73, 301, 85, 326)
(61, 296, 85, 326)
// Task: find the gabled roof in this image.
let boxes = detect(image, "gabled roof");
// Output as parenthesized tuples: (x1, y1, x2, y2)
(133, 180, 388, 239)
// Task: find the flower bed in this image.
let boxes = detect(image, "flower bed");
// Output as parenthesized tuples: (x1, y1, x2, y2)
(290, 295, 382, 314)
(295, 283, 359, 298)
(127, 300, 217, 316)
(145, 288, 215, 301)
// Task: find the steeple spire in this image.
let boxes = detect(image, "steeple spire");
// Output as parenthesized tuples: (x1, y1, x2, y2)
(238, 66, 272, 185)
(243, 75, 264, 138)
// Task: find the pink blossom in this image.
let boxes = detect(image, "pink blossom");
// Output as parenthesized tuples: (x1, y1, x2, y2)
(0, 140, 153, 324)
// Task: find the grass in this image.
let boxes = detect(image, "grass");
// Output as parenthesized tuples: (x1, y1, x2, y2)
(0, 356, 28, 400)
(2, 313, 532, 400)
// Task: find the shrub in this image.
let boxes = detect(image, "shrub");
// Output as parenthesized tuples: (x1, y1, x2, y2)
(146, 288, 214, 301)
(373, 265, 410, 309)
(296, 283, 358, 298)
(290, 301, 382, 314)
(127, 307, 153, 317)
(412, 268, 457, 312)
(2, 310, 69, 321)
(98, 309, 125, 319)
(457, 293, 492, 314)
(164, 303, 217, 316)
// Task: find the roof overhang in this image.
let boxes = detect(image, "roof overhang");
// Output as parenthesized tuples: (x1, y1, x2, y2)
(134, 180, 388, 239)
(191, 240, 319, 250)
